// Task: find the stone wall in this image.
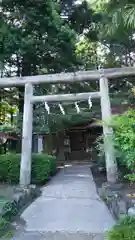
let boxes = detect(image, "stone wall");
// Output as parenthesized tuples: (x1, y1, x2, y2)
(99, 183, 131, 220)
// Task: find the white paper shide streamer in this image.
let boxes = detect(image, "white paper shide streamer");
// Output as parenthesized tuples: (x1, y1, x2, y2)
(75, 102, 80, 113)
(59, 103, 65, 115)
(88, 96, 92, 109)
(44, 101, 50, 114)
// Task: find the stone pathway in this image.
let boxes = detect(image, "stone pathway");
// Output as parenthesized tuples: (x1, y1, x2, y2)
(11, 165, 115, 239)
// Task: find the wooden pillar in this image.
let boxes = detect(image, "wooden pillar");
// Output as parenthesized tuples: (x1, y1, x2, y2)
(32, 135, 38, 153)
(100, 76, 118, 183)
(20, 83, 33, 186)
(44, 134, 52, 155)
(38, 135, 43, 153)
(56, 131, 65, 164)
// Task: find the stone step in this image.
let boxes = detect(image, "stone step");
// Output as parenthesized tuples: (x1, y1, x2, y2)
(11, 231, 105, 240)
(56, 160, 91, 167)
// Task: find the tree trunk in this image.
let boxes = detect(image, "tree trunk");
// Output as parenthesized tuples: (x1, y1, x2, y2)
(10, 111, 14, 124)
(44, 134, 53, 155)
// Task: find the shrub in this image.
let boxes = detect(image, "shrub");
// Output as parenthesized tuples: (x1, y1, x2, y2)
(112, 110, 135, 171)
(32, 154, 50, 183)
(48, 155, 57, 176)
(106, 216, 135, 240)
(0, 153, 57, 184)
(0, 217, 9, 237)
(0, 154, 9, 182)
(0, 198, 17, 221)
(125, 174, 135, 183)
(7, 154, 20, 183)
(96, 109, 135, 179)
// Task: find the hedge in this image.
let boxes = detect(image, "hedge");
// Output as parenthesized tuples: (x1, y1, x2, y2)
(0, 153, 56, 184)
(107, 216, 135, 240)
(48, 155, 57, 176)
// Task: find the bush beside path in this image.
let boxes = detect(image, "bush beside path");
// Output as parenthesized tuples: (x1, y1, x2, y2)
(0, 153, 57, 237)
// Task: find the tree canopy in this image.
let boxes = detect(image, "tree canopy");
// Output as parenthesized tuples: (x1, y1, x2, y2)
(1, 0, 135, 135)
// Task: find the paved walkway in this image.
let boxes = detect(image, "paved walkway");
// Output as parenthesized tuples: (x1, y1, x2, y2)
(11, 165, 115, 239)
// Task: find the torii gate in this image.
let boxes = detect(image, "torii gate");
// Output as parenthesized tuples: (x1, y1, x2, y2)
(1, 67, 135, 186)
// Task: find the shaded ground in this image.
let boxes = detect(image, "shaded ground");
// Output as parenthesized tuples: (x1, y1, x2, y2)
(91, 165, 107, 189)
(0, 184, 17, 200)
(9, 164, 115, 240)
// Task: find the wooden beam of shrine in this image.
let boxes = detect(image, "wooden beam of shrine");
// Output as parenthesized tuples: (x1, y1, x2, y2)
(1, 67, 135, 87)
(31, 92, 100, 103)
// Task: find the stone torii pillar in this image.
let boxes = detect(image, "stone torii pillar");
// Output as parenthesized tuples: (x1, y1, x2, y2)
(20, 82, 33, 186)
(99, 73, 118, 183)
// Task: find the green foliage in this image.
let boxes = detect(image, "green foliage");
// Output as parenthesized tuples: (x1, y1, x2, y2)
(0, 153, 57, 184)
(61, 111, 93, 127)
(76, 38, 98, 70)
(106, 216, 135, 240)
(31, 154, 50, 183)
(91, 0, 135, 69)
(98, 0, 135, 29)
(1, 0, 78, 75)
(95, 134, 121, 169)
(48, 155, 57, 176)
(0, 0, 81, 131)
(125, 174, 135, 183)
(2, 200, 18, 220)
(43, 111, 93, 133)
(0, 217, 9, 238)
(96, 109, 135, 178)
(1, 0, 135, 137)
(0, 125, 18, 134)
(112, 109, 135, 171)
(0, 98, 18, 126)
